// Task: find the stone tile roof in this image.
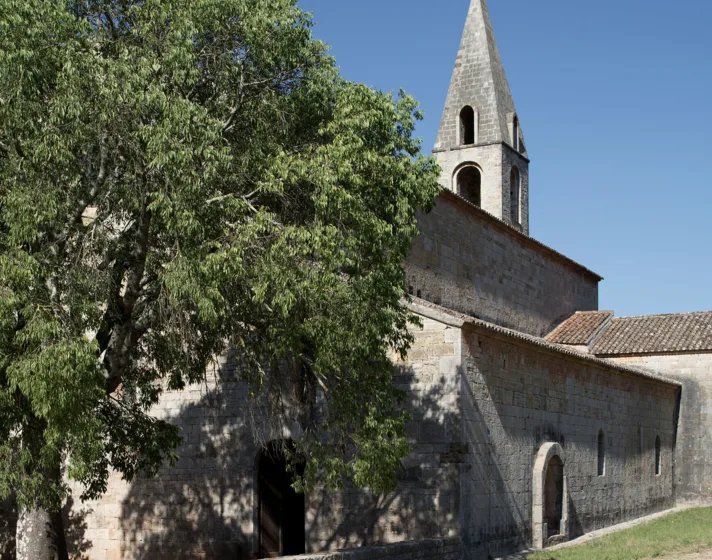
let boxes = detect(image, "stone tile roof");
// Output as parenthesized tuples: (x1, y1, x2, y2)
(409, 298, 681, 388)
(435, 0, 522, 151)
(439, 190, 604, 281)
(545, 311, 613, 345)
(591, 312, 712, 356)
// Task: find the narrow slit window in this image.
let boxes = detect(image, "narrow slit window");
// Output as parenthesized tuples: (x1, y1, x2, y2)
(512, 115, 519, 151)
(510, 166, 520, 224)
(597, 429, 605, 476)
(655, 436, 661, 475)
(460, 106, 475, 145)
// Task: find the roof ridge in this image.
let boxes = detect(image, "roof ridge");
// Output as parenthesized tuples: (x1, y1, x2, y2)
(613, 310, 712, 320)
(573, 310, 614, 315)
(409, 298, 681, 388)
(439, 190, 603, 281)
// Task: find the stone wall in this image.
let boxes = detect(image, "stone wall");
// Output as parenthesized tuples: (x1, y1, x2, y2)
(456, 322, 679, 558)
(501, 144, 529, 235)
(406, 193, 600, 337)
(64, 314, 463, 559)
(609, 352, 712, 500)
(54, 306, 679, 560)
(309, 315, 462, 551)
(409, 302, 680, 559)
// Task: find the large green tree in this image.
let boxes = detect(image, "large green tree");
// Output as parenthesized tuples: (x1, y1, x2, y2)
(0, 0, 440, 557)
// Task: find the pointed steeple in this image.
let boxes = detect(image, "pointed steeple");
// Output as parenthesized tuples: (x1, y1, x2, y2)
(433, 0, 530, 234)
(435, 0, 525, 153)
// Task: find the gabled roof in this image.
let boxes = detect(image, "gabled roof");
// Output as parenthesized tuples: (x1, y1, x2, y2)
(434, 0, 523, 151)
(545, 311, 613, 345)
(438, 190, 603, 281)
(592, 311, 712, 356)
(409, 298, 681, 388)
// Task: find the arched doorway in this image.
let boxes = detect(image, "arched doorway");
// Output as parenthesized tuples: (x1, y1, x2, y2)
(257, 442, 305, 558)
(544, 455, 564, 536)
(532, 442, 569, 549)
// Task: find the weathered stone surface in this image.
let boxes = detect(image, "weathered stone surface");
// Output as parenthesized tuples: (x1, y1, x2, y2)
(0, 2, 695, 559)
(434, 0, 521, 151)
(3, 305, 679, 560)
(433, 0, 530, 232)
(456, 320, 677, 559)
(610, 353, 712, 500)
(407, 192, 600, 338)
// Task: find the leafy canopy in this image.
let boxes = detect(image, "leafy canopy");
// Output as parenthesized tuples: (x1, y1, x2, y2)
(0, 0, 440, 507)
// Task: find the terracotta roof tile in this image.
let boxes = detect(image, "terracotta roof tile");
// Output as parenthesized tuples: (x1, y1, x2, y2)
(409, 298, 680, 388)
(545, 311, 613, 345)
(591, 311, 712, 356)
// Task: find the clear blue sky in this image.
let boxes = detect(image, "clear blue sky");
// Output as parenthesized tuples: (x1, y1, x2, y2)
(299, 0, 712, 318)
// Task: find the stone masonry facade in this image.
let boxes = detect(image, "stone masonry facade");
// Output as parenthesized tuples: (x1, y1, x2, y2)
(1, 0, 704, 558)
(60, 312, 463, 559)
(58, 294, 680, 560)
(412, 301, 679, 559)
(406, 191, 600, 338)
(609, 353, 712, 500)
(433, 144, 530, 234)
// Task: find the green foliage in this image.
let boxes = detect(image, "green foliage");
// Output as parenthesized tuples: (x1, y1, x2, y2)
(0, 0, 440, 508)
(528, 508, 712, 560)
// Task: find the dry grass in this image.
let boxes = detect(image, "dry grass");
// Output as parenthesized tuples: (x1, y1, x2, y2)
(527, 508, 712, 560)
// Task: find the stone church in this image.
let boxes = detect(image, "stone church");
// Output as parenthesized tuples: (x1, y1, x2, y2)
(5, 0, 712, 558)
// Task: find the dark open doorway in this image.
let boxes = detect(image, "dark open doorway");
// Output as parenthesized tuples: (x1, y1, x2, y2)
(544, 455, 564, 537)
(257, 442, 305, 558)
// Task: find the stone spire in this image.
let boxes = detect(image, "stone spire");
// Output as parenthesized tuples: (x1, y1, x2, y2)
(435, 0, 524, 152)
(433, 0, 530, 234)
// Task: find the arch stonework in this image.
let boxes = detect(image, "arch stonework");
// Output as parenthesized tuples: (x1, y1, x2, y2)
(532, 442, 569, 549)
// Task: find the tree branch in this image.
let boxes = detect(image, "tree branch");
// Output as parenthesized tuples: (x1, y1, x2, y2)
(50, 138, 108, 257)
(103, 196, 153, 395)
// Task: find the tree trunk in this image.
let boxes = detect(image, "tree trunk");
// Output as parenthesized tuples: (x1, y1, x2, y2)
(15, 505, 68, 560)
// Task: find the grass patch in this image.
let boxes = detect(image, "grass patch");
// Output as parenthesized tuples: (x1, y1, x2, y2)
(527, 507, 712, 560)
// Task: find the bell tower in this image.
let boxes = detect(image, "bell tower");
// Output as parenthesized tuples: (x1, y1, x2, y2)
(434, 0, 530, 234)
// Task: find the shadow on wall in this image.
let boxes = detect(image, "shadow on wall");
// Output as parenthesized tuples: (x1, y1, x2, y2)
(116, 359, 467, 559)
(63, 497, 93, 560)
(457, 371, 533, 558)
(0, 496, 16, 558)
(118, 385, 255, 559)
(460, 329, 680, 551)
(304, 363, 463, 551)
